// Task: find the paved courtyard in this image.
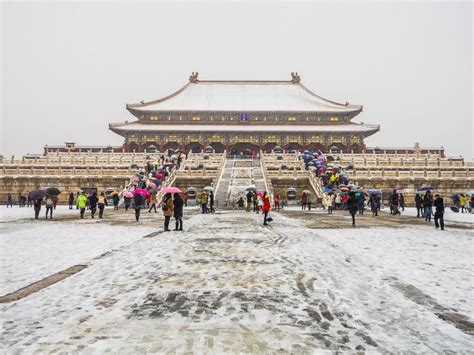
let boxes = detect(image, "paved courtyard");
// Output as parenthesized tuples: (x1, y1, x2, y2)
(1, 207, 473, 352)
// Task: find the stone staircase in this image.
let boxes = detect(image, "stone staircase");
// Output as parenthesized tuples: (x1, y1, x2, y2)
(214, 159, 234, 208)
(252, 159, 266, 192)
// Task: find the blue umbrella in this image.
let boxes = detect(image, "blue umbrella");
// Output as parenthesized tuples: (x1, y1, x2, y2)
(367, 189, 381, 195)
(417, 186, 434, 191)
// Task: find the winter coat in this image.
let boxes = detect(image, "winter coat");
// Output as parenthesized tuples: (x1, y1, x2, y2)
(434, 197, 444, 213)
(391, 193, 399, 206)
(133, 194, 144, 209)
(45, 196, 54, 207)
(326, 194, 335, 207)
(173, 195, 184, 218)
(89, 194, 98, 208)
(459, 195, 466, 206)
(112, 194, 120, 205)
(163, 197, 174, 217)
(415, 194, 423, 207)
(246, 192, 253, 203)
(347, 194, 358, 213)
(200, 193, 208, 204)
(301, 195, 308, 204)
(98, 196, 108, 205)
(262, 196, 271, 212)
(335, 194, 342, 204)
(76, 194, 88, 209)
(124, 196, 132, 206)
(423, 194, 433, 208)
(68, 194, 74, 204)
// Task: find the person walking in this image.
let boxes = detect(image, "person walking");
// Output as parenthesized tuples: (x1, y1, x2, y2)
(307, 194, 313, 211)
(173, 193, 184, 231)
(423, 191, 434, 222)
(237, 196, 245, 209)
(162, 192, 173, 231)
(133, 192, 144, 222)
(98, 192, 108, 219)
(335, 193, 342, 210)
(7, 193, 13, 208)
(200, 192, 208, 214)
(45, 195, 54, 219)
(112, 193, 120, 210)
(75, 192, 80, 209)
(148, 193, 158, 213)
(326, 192, 335, 214)
(124, 195, 132, 211)
(301, 193, 308, 210)
(183, 190, 189, 207)
(77, 192, 88, 218)
(209, 191, 215, 213)
(433, 194, 445, 230)
(399, 193, 405, 211)
(391, 190, 401, 215)
(369, 194, 381, 216)
(27, 192, 32, 207)
(358, 193, 366, 215)
(459, 194, 466, 213)
(415, 193, 423, 218)
(89, 192, 98, 219)
(252, 192, 259, 213)
(262, 191, 271, 225)
(33, 198, 42, 219)
(347, 191, 358, 226)
(68, 193, 74, 210)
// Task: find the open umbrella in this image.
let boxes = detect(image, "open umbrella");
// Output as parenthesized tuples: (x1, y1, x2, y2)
(161, 186, 182, 193)
(46, 187, 61, 196)
(148, 182, 157, 189)
(417, 186, 434, 191)
(132, 177, 139, 183)
(339, 187, 349, 191)
(133, 189, 150, 196)
(466, 191, 474, 195)
(30, 189, 46, 200)
(246, 187, 257, 192)
(302, 190, 313, 194)
(203, 186, 214, 192)
(111, 191, 119, 196)
(367, 189, 381, 195)
(123, 191, 133, 198)
(308, 166, 316, 171)
(322, 187, 332, 193)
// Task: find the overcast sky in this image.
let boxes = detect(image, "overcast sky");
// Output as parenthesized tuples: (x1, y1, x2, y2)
(2, 1, 472, 158)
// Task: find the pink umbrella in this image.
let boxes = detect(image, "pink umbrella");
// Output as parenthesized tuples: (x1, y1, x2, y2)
(132, 177, 139, 183)
(148, 182, 157, 189)
(133, 189, 150, 197)
(123, 191, 133, 198)
(161, 187, 182, 193)
(256, 191, 263, 196)
(308, 166, 316, 171)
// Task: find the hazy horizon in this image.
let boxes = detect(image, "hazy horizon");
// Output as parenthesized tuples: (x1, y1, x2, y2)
(2, 1, 472, 158)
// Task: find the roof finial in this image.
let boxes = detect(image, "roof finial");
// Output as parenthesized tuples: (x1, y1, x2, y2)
(291, 72, 301, 83)
(189, 72, 199, 83)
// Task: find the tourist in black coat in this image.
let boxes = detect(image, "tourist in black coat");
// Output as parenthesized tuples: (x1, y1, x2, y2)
(68, 193, 75, 210)
(423, 191, 434, 222)
(173, 193, 184, 231)
(390, 190, 400, 215)
(133, 193, 144, 222)
(347, 191, 358, 226)
(112, 194, 120, 210)
(433, 194, 445, 230)
(415, 193, 423, 217)
(89, 192, 98, 218)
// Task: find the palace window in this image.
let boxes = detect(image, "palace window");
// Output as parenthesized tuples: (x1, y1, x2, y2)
(192, 116, 200, 121)
(330, 117, 339, 122)
(150, 116, 158, 121)
(288, 117, 296, 121)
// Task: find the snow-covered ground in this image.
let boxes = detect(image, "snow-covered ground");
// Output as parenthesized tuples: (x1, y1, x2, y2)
(1, 209, 472, 352)
(402, 207, 474, 223)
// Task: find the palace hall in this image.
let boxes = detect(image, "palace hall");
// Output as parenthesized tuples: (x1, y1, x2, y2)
(109, 73, 380, 154)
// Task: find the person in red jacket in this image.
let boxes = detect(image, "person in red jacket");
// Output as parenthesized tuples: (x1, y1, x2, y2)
(262, 192, 271, 225)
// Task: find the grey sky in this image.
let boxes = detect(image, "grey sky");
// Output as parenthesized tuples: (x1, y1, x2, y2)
(2, 1, 472, 158)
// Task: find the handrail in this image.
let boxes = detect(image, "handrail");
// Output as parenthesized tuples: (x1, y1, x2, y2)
(260, 150, 274, 206)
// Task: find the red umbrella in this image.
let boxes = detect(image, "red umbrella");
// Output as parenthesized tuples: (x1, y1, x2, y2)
(133, 189, 150, 197)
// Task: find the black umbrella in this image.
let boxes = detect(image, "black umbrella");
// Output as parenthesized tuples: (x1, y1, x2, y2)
(46, 187, 61, 196)
(246, 187, 257, 192)
(30, 190, 46, 200)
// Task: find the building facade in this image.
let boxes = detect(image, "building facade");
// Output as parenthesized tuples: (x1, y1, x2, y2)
(109, 73, 380, 154)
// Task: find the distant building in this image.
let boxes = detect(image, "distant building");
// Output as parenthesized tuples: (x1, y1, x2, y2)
(43, 141, 123, 155)
(109, 73, 380, 153)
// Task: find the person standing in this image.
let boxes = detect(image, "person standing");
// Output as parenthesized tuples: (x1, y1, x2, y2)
(209, 191, 215, 213)
(75, 192, 80, 209)
(347, 191, 358, 226)
(68, 193, 75, 210)
(45, 195, 54, 219)
(200, 192, 208, 214)
(76, 192, 88, 219)
(423, 191, 434, 222)
(148, 193, 157, 213)
(89, 192, 98, 219)
(163, 192, 173, 231)
(326, 192, 335, 214)
(252, 192, 259, 213)
(173, 193, 184, 231)
(246, 191, 253, 212)
(415, 193, 423, 218)
(27, 192, 32, 207)
(307, 194, 313, 211)
(7, 193, 13, 208)
(237, 197, 245, 209)
(391, 190, 401, 215)
(369, 194, 380, 216)
(183, 190, 189, 207)
(124, 195, 132, 211)
(98, 192, 108, 219)
(433, 194, 445, 230)
(33, 198, 42, 219)
(112, 193, 120, 210)
(358, 193, 366, 215)
(459, 194, 466, 213)
(133, 193, 144, 222)
(335, 193, 342, 210)
(274, 193, 281, 211)
(399, 193, 405, 211)
(301, 193, 307, 210)
(262, 191, 271, 225)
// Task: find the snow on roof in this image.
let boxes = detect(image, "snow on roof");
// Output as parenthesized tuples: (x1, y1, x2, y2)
(127, 77, 362, 114)
(110, 122, 379, 134)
